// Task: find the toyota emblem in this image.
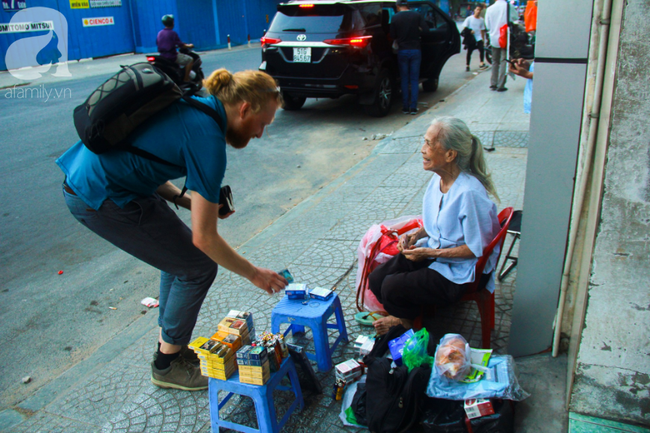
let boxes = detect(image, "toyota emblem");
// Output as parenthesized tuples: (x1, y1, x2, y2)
(297, 34, 306, 41)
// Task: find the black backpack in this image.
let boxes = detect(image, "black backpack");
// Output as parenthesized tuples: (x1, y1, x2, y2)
(362, 325, 432, 433)
(365, 357, 432, 433)
(73, 62, 220, 167)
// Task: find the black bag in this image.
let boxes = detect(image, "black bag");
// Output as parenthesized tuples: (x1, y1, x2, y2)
(420, 398, 515, 433)
(365, 357, 432, 433)
(73, 62, 220, 167)
(351, 382, 368, 426)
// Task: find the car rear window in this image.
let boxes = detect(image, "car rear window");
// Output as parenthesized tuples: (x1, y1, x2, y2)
(270, 4, 367, 33)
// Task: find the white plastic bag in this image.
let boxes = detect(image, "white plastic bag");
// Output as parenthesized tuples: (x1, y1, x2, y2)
(339, 375, 367, 428)
(434, 334, 472, 381)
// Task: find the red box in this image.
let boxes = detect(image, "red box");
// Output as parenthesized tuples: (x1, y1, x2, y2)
(464, 399, 495, 419)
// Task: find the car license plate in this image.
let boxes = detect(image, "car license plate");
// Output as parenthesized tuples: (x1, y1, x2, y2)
(293, 47, 311, 63)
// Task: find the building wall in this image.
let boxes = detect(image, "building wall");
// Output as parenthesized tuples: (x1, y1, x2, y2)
(570, 0, 650, 426)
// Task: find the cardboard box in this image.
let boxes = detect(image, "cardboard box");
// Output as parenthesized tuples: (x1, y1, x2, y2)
(464, 399, 495, 419)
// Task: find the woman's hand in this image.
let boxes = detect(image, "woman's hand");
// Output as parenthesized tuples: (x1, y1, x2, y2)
(398, 228, 425, 252)
(402, 247, 436, 262)
(250, 267, 288, 294)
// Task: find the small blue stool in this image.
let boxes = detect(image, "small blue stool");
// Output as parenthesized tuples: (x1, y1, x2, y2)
(208, 357, 304, 433)
(271, 293, 348, 372)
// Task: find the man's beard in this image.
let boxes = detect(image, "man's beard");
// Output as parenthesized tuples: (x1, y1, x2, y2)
(225, 128, 250, 149)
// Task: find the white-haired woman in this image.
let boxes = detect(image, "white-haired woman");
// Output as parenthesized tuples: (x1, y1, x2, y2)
(369, 117, 501, 335)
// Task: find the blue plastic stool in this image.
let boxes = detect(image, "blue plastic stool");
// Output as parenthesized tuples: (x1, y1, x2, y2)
(208, 357, 304, 433)
(271, 293, 348, 372)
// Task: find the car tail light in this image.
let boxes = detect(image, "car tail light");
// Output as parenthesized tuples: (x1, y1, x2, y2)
(299, 3, 314, 7)
(261, 36, 282, 46)
(146, 56, 156, 62)
(323, 35, 372, 49)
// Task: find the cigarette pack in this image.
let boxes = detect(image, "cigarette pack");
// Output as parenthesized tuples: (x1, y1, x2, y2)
(188, 337, 210, 353)
(335, 359, 363, 382)
(286, 283, 308, 299)
(388, 329, 414, 366)
(464, 399, 495, 419)
(309, 287, 333, 301)
(278, 268, 295, 284)
(211, 331, 242, 352)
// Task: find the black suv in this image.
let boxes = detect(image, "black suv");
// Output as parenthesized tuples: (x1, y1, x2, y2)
(259, 0, 460, 117)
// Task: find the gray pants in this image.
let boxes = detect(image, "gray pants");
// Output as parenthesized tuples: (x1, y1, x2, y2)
(490, 46, 508, 89)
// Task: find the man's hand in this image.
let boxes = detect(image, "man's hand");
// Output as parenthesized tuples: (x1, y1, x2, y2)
(250, 267, 288, 294)
(217, 204, 234, 220)
(509, 58, 533, 79)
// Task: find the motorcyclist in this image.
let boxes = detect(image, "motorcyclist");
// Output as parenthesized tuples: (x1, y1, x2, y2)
(156, 14, 195, 82)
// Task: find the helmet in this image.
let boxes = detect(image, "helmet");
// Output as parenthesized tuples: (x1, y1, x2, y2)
(161, 14, 174, 27)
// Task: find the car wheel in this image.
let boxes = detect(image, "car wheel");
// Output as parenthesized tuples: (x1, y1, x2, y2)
(281, 92, 306, 111)
(422, 75, 439, 93)
(364, 69, 394, 118)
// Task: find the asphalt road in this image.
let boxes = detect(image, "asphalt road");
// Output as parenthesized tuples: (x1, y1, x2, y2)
(0, 43, 474, 408)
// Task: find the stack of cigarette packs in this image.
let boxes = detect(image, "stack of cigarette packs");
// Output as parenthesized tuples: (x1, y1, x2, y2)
(188, 336, 237, 380)
(236, 345, 271, 385)
(335, 359, 363, 383)
(226, 310, 256, 342)
(217, 317, 251, 346)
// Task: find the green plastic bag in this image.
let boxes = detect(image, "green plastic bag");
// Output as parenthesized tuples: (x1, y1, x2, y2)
(402, 328, 434, 372)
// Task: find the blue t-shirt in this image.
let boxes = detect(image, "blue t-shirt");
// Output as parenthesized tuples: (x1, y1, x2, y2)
(420, 172, 501, 293)
(57, 95, 228, 210)
(523, 62, 534, 114)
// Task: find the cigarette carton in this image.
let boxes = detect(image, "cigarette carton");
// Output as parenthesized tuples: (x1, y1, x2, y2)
(309, 287, 333, 301)
(464, 399, 495, 419)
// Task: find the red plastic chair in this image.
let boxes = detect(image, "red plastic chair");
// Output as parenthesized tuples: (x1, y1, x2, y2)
(414, 207, 514, 348)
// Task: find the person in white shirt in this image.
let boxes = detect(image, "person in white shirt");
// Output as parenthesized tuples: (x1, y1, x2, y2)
(485, 0, 518, 91)
(462, 6, 488, 71)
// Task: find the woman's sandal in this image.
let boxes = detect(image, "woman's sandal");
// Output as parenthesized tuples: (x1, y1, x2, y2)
(354, 310, 388, 326)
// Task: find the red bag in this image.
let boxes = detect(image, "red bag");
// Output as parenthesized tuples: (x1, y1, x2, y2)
(498, 23, 508, 49)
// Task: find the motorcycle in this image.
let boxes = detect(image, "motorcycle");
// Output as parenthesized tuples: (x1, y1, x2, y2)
(147, 47, 205, 95)
(484, 23, 535, 65)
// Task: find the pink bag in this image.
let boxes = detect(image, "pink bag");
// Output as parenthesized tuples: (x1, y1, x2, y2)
(355, 215, 423, 312)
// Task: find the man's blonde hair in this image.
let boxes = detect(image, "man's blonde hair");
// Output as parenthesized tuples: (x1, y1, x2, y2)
(204, 69, 282, 112)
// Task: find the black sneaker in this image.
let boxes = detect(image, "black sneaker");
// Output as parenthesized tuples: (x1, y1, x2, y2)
(465, 65, 470, 72)
(410, 108, 419, 115)
(497, 87, 508, 92)
(151, 356, 208, 391)
(402, 107, 410, 114)
(490, 85, 497, 91)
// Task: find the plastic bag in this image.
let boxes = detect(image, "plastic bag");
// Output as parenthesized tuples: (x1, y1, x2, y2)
(427, 354, 530, 401)
(355, 215, 423, 312)
(434, 334, 471, 381)
(403, 328, 434, 372)
(339, 375, 367, 428)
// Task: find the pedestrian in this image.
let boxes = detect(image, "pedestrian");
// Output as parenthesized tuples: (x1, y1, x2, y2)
(390, 0, 429, 115)
(462, 6, 488, 71)
(485, 0, 517, 92)
(156, 14, 194, 83)
(509, 58, 534, 113)
(56, 69, 288, 391)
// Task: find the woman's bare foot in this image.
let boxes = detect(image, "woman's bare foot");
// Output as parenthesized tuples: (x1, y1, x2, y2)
(373, 315, 402, 335)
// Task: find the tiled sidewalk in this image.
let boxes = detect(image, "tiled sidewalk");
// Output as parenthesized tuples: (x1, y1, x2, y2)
(8, 70, 542, 433)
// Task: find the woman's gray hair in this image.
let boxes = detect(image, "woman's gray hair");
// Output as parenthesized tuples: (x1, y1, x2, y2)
(429, 116, 499, 201)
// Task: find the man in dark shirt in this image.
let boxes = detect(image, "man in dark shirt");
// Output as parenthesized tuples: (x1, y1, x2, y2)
(156, 14, 194, 82)
(390, 0, 428, 115)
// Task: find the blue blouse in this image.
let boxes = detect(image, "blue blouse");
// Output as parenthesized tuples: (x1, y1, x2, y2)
(57, 95, 228, 210)
(420, 172, 501, 293)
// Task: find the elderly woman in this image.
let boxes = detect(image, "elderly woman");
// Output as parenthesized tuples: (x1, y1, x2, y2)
(369, 117, 501, 335)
